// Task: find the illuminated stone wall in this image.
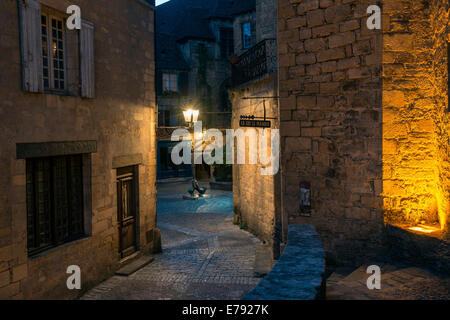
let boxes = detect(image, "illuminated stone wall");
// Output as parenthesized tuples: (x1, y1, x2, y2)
(382, 0, 450, 233)
(231, 77, 281, 256)
(231, 0, 282, 258)
(278, 0, 449, 265)
(429, 0, 450, 234)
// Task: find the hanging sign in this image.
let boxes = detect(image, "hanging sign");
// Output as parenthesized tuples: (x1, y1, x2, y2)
(239, 119, 271, 128)
(239, 115, 271, 128)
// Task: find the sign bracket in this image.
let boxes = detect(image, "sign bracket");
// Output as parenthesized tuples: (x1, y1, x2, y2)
(239, 96, 279, 127)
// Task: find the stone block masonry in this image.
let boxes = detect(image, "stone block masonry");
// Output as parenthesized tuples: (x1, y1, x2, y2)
(0, 0, 157, 299)
(382, 0, 450, 232)
(244, 225, 325, 300)
(278, 0, 384, 265)
(231, 0, 282, 259)
(230, 76, 281, 259)
(278, 0, 449, 266)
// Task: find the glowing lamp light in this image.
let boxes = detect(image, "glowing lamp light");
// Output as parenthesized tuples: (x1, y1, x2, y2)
(183, 109, 192, 123)
(195, 131, 204, 140)
(52, 42, 57, 56)
(183, 109, 199, 124)
(408, 225, 441, 234)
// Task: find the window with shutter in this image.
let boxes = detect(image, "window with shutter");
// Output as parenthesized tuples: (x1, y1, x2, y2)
(18, 1, 95, 98)
(41, 12, 66, 91)
(162, 73, 178, 92)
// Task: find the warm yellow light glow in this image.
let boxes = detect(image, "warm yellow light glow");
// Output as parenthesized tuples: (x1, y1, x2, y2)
(195, 131, 203, 140)
(408, 225, 441, 234)
(192, 110, 199, 122)
(183, 109, 193, 123)
(382, 91, 449, 233)
(183, 109, 199, 124)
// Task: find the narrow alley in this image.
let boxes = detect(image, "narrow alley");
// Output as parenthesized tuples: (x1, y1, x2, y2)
(81, 180, 272, 300)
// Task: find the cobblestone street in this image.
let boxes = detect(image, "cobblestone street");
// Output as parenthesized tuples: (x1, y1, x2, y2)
(82, 180, 270, 300)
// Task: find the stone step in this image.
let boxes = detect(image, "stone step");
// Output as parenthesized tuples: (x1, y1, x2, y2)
(115, 255, 155, 277)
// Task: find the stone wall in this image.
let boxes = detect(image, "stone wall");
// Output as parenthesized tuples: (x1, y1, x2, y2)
(231, 76, 280, 255)
(278, 0, 384, 264)
(277, 0, 449, 265)
(382, 0, 450, 232)
(244, 224, 325, 300)
(256, 0, 278, 42)
(0, 0, 157, 299)
(231, 0, 281, 258)
(431, 1, 450, 233)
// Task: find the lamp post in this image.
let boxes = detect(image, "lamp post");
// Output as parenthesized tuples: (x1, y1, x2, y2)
(182, 109, 207, 199)
(183, 109, 199, 182)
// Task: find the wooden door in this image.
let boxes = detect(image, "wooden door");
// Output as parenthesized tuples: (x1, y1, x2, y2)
(117, 166, 138, 258)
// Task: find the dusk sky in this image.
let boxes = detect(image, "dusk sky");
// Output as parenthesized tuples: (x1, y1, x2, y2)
(156, 0, 170, 6)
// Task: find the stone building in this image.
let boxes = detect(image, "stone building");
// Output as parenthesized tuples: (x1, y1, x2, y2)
(277, 0, 449, 266)
(230, 0, 281, 257)
(155, 0, 237, 179)
(232, 0, 449, 268)
(0, 0, 158, 299)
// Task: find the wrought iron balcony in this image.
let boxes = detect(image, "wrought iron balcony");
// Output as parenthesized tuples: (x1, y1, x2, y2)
(231, 39, 277, 87)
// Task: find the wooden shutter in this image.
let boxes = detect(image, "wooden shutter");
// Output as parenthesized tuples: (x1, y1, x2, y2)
(79, 20, 95, 98)
(18, 0, 43, 93)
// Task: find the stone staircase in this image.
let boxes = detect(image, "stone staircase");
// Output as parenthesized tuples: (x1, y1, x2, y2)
(326, 263, 450, 300)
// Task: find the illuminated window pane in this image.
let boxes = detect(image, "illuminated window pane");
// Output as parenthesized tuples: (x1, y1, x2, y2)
(42, 12, 65, 91)
(162, 73, 178, 92)
(242, 22, 252, 49)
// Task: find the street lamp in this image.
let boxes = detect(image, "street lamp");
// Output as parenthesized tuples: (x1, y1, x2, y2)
(182, 109, 207, 200)
(183, 109, 199, 128)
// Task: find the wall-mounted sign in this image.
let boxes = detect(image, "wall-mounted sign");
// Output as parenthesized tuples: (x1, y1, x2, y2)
(239, 119, 271, 128)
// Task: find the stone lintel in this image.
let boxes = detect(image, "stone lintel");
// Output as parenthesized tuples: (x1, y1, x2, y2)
(112, 153, 144, 169)
(16, 141, 97, 159)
